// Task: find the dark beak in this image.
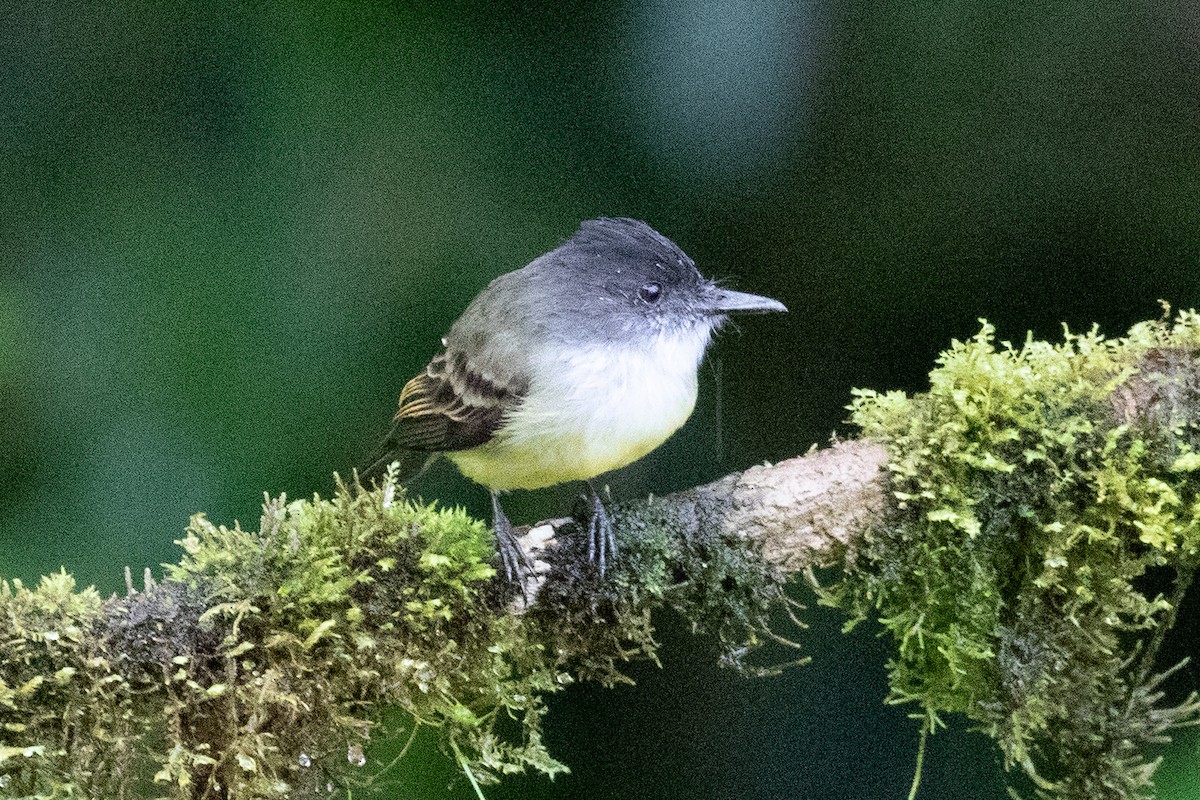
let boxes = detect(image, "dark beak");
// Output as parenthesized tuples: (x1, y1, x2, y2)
(703, 286, 788, 315)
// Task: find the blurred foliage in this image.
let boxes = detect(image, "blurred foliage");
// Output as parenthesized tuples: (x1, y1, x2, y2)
(831, 311, 1200, 799)
(1156, 728, 1200, 799)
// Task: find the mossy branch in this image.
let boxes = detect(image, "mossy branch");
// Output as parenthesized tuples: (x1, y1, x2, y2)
(3, 309, 1200, 800)
(511, 438, 888, 604)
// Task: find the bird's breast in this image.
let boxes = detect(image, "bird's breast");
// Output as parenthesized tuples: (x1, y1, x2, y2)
(447, 329, 710, 490)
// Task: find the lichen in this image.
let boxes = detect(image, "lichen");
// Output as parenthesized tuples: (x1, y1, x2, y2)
(831, 309, 1200, 799)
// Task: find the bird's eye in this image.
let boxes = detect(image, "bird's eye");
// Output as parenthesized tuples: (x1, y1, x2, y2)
(638, 282, 663, 303)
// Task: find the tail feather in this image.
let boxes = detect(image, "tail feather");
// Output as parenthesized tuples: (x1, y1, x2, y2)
(358, 441, 436, 486)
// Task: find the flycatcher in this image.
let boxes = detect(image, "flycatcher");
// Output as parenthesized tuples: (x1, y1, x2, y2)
(362, 217, 786, 581)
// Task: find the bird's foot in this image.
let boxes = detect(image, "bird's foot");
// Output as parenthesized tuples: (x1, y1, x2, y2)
(492, 492, 533, 590)
(585, 481, 617, 577)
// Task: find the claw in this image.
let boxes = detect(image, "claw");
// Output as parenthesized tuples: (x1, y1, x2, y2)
(492, 492, 532, 589)
(585, 481, 617, 576)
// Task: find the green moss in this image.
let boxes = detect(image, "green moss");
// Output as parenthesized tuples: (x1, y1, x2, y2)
(0, 571, 134, 799)
(0, 478, 564, 798)
(832, 310, 1200, 799)
(155, 477, 570, 797)
(0, 461, 799, 799)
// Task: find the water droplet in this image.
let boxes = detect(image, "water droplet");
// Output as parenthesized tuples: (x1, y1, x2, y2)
(347, 743, 366, 767)
(0, 775, 10, 788)
(298, 753, 311, 768)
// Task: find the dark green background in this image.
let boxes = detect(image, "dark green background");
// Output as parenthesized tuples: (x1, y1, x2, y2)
(2, 2, 1199, 798)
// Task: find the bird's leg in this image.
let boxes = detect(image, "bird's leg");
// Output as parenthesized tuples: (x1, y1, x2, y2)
(585, 481, 617, 576)
(491, 492, 532, 586)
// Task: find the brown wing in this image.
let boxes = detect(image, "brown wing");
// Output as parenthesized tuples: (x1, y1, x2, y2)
(360, 349, 526, 482)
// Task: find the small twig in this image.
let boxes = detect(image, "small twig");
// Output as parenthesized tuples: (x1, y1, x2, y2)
(1136, 557, 1197, 684)
(907, 726, 928, 800)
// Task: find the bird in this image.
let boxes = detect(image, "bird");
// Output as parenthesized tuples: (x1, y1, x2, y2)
(361, 217, 786, 583)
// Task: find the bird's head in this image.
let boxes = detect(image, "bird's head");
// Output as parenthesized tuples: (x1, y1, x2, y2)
(530, 217, 786, 346)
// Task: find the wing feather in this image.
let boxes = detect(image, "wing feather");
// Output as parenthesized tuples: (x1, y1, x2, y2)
(360, 350, 526, 483)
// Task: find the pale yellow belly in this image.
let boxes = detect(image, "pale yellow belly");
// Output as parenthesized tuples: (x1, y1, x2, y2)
(447, 416, 685, 490)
